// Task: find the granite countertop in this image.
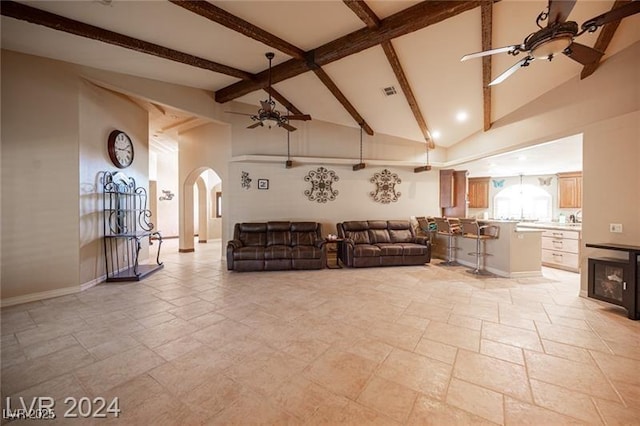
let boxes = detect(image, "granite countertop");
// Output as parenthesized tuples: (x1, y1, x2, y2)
(517, 222, 582, 231)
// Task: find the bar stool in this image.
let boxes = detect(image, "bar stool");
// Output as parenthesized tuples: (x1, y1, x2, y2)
(434, 217, 461, 266)
(459, 218, 500, 274)
(416, 216, 436, 245)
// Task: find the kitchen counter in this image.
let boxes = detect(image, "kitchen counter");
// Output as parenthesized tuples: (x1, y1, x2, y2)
(518, 222, 582, 272)
(432, 220, 542, 278)
(517, 222, 582, 231)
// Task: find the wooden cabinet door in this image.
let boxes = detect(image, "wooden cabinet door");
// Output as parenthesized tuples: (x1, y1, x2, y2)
(439, 169, 455, 208)
(468, 177, 490, 208)
(558, 172, 582, 208)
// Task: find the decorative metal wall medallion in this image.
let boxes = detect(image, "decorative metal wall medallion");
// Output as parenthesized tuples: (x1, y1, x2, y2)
(370, 169, 401, 203)
(241, 171, 251, 189)
(304, 167, 339, 203)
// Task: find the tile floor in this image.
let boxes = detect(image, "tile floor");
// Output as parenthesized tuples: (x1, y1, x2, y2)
(2, 239, 640, 425)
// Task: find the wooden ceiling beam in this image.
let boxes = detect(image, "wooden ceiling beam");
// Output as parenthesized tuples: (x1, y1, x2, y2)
(263, 87, 304, 116)
(343, 0, 381, 29)
(343, 1, 434, 147)
(580, 0, 630, 80)
(169, 0, 306, 61)
(216, 1, 483, 102)
(381, 41, 435, 149)
(481, 1, 493, 131)
(0, 0, 252, 80)
(172, 0, 368, 132)
(311, 67, 374, 135)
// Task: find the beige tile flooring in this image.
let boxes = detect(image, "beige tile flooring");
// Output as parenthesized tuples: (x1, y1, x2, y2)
(2, 239, 640, 425)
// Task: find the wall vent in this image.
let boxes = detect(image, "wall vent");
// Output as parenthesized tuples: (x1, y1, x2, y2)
(382, 86, 397, 96)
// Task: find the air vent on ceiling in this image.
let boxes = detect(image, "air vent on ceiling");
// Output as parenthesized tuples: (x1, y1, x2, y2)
(382, 86, 397, 97)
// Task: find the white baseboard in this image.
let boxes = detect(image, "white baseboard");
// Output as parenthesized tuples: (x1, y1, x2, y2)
(453, 259, 542, 278)
(1, 275, 108, 308)
(1, 286, 81, 308)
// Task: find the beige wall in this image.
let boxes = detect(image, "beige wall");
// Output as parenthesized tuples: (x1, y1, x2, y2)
(1, 50, 80, 300)
(178, 122, 231, 252)
(228, 161, 441, 240)
(78, 81, 149, 285)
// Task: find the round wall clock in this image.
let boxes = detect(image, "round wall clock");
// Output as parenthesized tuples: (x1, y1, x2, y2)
(107, 130, 134, 169)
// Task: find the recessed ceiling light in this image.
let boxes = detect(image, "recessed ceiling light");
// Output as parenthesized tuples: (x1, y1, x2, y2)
(431, 130, 441, 139)
(456, 111, 468, 122)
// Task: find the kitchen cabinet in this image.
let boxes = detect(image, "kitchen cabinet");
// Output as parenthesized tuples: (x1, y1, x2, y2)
(557, 171, 582, 208)
(439, 169, 455, 208)
(440, 170, 468, 218)
(468, 177, 490, 209)
(540, 228, 581, 272)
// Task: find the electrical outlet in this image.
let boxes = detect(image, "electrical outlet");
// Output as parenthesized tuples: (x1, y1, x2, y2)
(610, 223, 623, 233)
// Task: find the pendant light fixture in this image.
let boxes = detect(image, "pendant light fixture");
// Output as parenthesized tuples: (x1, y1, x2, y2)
(414, 137, 432, 173)
(285, 124, 293, 168)
(352, 124, 366, 171)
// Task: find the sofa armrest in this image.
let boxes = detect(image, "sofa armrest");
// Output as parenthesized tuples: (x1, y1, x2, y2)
(412, 236, 431, 246)
(314, 238, 325, 248)
(227, 239, 244, 250)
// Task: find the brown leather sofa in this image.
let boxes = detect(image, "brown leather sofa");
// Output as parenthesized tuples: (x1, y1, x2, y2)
(227, 221, 325, 271)
(336, 220, 431, 268)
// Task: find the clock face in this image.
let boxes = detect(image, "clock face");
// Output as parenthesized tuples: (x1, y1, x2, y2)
(108, 130, 134, 168)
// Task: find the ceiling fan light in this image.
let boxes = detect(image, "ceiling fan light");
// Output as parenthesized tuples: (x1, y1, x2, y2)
(531, 36, 573, 59)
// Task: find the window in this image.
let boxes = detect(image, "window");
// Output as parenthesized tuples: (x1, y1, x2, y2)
(493, 184, 551, 221)
(215, 191, 222, 218)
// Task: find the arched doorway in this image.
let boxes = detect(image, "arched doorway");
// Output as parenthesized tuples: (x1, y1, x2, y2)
(179, 167, 222, 254)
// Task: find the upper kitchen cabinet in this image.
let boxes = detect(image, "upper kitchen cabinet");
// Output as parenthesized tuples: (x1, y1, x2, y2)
(440, 169, 468, 218)
(557, 171, 582, 208)
(439, 169, 455, 208)
(468, 177, 490, 209)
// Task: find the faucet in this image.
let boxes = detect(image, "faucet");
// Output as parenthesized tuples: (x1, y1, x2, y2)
(575, 210, 582, 223)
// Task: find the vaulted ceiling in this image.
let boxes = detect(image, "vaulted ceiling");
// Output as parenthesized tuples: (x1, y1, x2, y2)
(2, 0, 639, 151)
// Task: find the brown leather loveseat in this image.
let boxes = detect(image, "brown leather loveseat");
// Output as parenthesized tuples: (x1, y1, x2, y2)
(227, 221, 325, 271)
(336, 220, 431, 268)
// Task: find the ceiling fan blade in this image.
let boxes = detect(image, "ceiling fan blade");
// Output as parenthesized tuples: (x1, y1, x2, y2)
(489, 57, 534, 86)
(563, 42, 604, 65)
(225, 111, 253, 116)
(247, 122, 263, 129)
(286, 114, 312, 121)
(461, 45, 522, 61)
(582, 1, 640, 30)
(547, 0, 576, 26)
(280, 122, 297, 132)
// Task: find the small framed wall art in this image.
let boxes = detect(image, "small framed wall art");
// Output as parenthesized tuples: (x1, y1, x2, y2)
(258, 179, 269, 190)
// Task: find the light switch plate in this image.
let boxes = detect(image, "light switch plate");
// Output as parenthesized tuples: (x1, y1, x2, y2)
(610, 223, 623, 233)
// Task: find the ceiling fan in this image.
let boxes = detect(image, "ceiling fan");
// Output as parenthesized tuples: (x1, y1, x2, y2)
(461, 0, 640, 85)
(227, 52, 310, 132)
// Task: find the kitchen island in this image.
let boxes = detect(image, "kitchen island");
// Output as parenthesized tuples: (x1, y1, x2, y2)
(432, 220, 543, 278)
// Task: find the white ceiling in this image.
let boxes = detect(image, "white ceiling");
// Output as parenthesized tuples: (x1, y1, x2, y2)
(1, 1, 638, 161)
(457, 133, 583, 177)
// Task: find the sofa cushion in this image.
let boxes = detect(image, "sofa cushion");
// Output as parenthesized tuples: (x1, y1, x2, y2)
(292, 245, 323, 259)
(368, 229, 391, 244)
(398, 243, 429, 256)
(376, 243, 403, 256)
(346, 230, 370, 245)
(389, 228, 412, 243)
(238, 223, 268, 246)
(264, 245, 292, 260)
(388, 220, 411, 230)
(291, 222, 318, 232)
(342, 221, 369, 231)
(367, 220, 388, 229)
(354, 244, 381, 257)
(233, 247, 266, 261)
